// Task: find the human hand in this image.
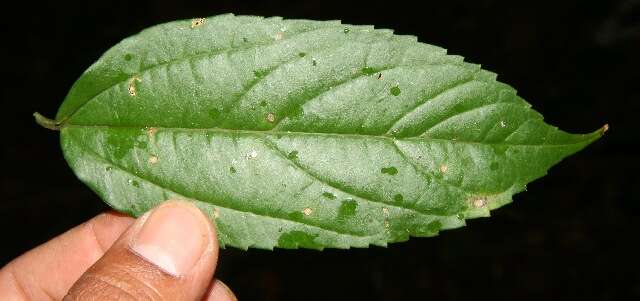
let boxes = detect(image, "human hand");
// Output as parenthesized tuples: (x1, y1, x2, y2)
(0, 200, 236, 300)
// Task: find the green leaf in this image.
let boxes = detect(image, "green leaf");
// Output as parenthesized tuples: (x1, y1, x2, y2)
(38, 14, 605, 250)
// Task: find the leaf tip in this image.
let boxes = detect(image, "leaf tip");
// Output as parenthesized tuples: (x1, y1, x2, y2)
(601, 123, 609, 135)
(33, 112, 61, 131)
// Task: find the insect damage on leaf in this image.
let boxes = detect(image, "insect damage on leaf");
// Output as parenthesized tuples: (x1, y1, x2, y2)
(191, 18, 205, 28)
(35, 14, 605, 250)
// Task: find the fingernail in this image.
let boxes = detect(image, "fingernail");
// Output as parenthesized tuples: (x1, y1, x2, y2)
(206, 280, 238, 301)
(130, 202, 210, 276)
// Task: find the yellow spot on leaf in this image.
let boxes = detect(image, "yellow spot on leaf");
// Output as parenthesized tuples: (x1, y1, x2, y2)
(128, 75, 142, 96)
(148, 155, 159, 165)
(303, 207, 313, 216)
(266, 112, 276, 123)
(472, 198, 487, 208)
(191, 18, 205, 28)
(147, 127, 157, 137)
(146, 127, 157, 144)
(439, 164, 448, 173)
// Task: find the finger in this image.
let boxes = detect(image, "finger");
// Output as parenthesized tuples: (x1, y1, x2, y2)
(65, 200, 218, 300)
(0, 211, 134, 300)
(204, 279, 237, 301)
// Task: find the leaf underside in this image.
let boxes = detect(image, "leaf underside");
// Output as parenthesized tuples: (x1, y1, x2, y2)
(48, 14, 603, 250)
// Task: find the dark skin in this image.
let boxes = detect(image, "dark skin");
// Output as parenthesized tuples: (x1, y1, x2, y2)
(0, 201, 236, 300)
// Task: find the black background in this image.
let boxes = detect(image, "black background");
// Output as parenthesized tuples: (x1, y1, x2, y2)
(2, 0, 639, 300)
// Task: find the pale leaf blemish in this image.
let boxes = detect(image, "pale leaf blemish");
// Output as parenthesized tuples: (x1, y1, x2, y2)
(472, 198, 487, 208)
(213, 208, 220, 219)
(377, 73, 383, 80)
(302, 207, 313, 216)
(500, 120, 507, 128)
(247, 150, 258, 159)
(148, 155, 159, 165)
(191, 18, 205, 28)
(128, 75, 142, 96)
(275, 31, 284, 40)
(147, 127, 157, 137)
(382, 207, 389, 216)
(266, 112, 276, 123)
(147, 127, 157, 144)
(439, 164, 448, 173)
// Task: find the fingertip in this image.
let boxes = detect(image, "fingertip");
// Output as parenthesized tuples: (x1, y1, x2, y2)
(66, 200, 220, 300)
(90, 211, 135, 251)
(205, 280, 237, 301)
(128, 200, 217, 277)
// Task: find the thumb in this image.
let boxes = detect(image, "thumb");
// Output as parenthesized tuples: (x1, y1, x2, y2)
(65, 200, 219, 300)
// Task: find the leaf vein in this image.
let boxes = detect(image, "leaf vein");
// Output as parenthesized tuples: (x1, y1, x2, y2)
(68, 133, 373, 239)
(419, 101, 505, 136)
(390, 139, 469, 197)
(386, 76, 478, 134)
(61, 26, 339, 124)
(260, 137, 449, 216)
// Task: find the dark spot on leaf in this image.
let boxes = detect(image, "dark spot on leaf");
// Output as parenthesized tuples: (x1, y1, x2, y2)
(492, 145, 508, 156)
(208, 108, 221, 120)
(427, 221, 442, 233)
(361, 66, 376, 75)
(288, 211, 304, 220)
(411, 220, 442, 235)
(381, 166, 398, 175)
(343, 28, 350, 34)
(229, 166, 236, 173)
(390, 86, 401, 96)
(242, 37, 248, 43)
(289, 106, 304, 119)
(253, 69, 269, 78)
(312, 59, 317, 66)
(129, 180, 140, 188)
(105, 166, 113, 171)
(135, 141, 147, 150)
(106, 131, 138, 160)
(393, 194, 404, 203)
(338, 199, 358, 218)
(259, 100, 267, 107)
(322, 192, 336, 200)
(277, 231, 321, 249)
(298, 52, 306, 57)
(124, 54, 133, 61)
(287, 150, 299, 160)
(377, 73, 383, 80)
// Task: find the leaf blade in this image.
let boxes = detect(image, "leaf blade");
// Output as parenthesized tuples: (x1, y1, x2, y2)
(51, 14, 604, 250)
